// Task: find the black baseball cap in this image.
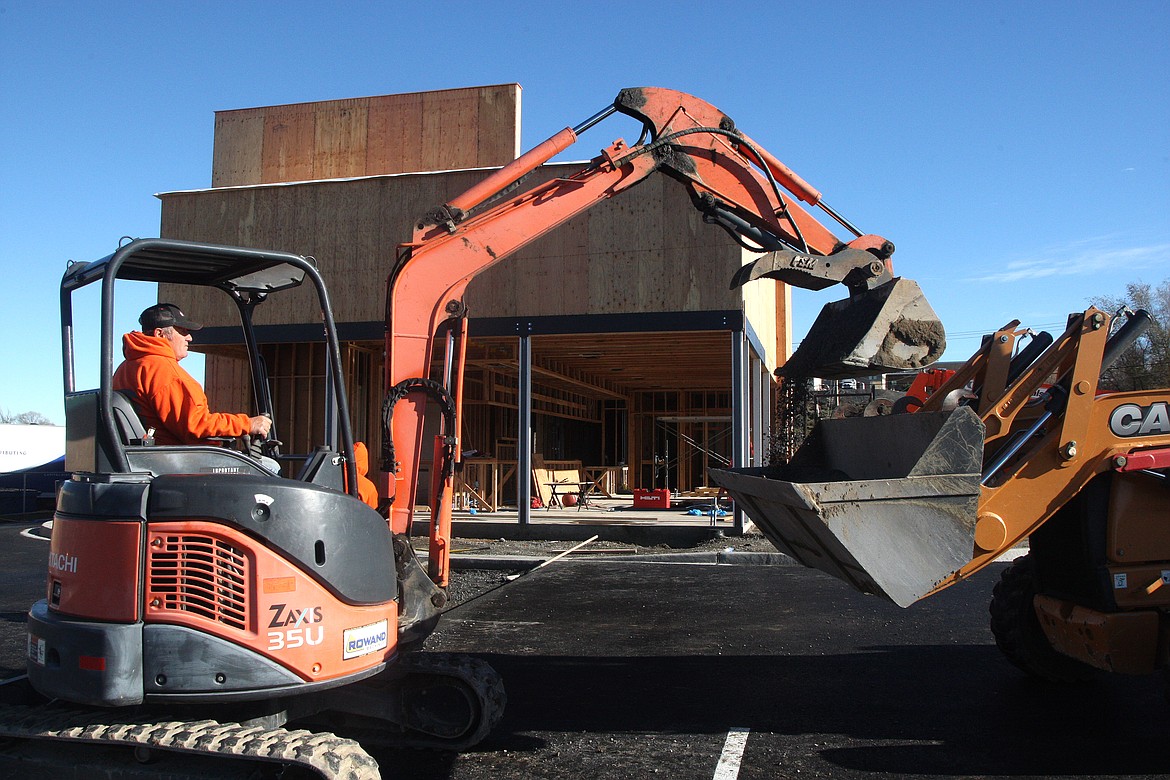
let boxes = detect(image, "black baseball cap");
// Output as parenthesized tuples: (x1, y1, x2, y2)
(140, 303, 203, 332)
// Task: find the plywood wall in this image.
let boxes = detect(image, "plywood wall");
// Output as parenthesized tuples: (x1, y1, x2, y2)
(740, 251, 785, 374)
(211, 85, 521, 187)
(158, 164, 753, 328)
(202, 346, 252, 415)
(469, 174, 742, 318)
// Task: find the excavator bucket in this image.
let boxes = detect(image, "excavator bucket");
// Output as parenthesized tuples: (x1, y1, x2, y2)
(784, 278, 946, 379)
(708, 407, 984, 607)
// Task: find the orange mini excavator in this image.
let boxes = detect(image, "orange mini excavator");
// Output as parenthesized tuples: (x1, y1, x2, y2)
(0, 87, 946, 778)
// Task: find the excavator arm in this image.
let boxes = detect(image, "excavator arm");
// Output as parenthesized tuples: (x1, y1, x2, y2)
(381, 86, 945, 584)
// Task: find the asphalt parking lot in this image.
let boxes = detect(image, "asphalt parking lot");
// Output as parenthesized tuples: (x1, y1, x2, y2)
(1, 521, 1167, 779)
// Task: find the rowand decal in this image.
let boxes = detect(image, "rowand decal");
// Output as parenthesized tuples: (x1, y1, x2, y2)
(343, 620, 388, 660)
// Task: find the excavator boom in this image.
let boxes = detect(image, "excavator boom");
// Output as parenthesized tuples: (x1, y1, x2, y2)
(381, 87, 945, 584)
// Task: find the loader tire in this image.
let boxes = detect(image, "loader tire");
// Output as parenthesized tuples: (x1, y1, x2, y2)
(989, 554, 1098, 683)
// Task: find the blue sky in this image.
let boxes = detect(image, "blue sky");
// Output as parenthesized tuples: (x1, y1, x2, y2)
(2, 1, 1167, 424)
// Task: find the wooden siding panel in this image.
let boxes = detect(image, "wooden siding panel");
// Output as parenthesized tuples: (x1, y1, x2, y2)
(660, 177, 710, 312)
(201, 349, 252, 421)
(466, 173, 744, 319)
(582, 188, 631, 315)
(477, 85, 521, 163)
(344, 180, 384, 322)
(627, 176, 669, 312)
(366, 92, 424, 176)
(550, 207, 590, 317)
(741, 258, 781, 372)
(262, 104, 316, 184)
(212, 111, 264, 188)
(421, 90, 476, 171)
(313, 101, 369, 180)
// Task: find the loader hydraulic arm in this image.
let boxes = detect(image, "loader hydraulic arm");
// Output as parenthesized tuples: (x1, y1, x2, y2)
(382, 87, 942, 585)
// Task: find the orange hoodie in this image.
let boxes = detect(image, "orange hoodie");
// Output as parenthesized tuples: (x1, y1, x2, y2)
(349, 441, 381, 510)
(112, 331, 252, 446)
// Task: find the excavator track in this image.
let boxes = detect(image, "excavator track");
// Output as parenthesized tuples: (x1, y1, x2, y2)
(320, 652, 506, 753)
(395, 651, 506, 750)
(0, 652, 504, 777)
(0, 702, 380, 779)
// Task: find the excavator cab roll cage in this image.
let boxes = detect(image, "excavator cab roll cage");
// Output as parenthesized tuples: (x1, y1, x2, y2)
(60, 237, 360, 497)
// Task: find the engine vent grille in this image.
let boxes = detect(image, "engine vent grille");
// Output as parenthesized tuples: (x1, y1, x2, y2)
(148, 534, 250, 631)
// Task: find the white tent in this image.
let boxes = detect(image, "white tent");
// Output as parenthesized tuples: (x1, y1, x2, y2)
(0, 425, 65, 473)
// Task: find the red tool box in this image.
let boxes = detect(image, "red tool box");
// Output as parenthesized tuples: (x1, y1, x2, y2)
(632, 488, 670, 509)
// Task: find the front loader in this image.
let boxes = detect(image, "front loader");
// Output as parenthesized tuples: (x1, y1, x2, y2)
(711, 305, 1170, 681)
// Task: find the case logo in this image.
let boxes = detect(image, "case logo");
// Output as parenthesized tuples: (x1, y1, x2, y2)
(1109, 401, 1170, 438)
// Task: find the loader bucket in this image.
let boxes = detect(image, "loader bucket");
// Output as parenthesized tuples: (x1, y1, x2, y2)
(784, 278, 946, 379)
(708, 407, 984, 607)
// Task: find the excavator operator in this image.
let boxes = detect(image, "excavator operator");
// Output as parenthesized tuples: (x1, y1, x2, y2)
(113, 303, 272, 446)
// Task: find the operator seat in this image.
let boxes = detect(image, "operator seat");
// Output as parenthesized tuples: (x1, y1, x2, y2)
(111, 390, 281, 477)
(111, 390, 149, 445)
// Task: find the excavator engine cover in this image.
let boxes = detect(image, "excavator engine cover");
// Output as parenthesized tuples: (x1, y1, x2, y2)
(784, 278, 946, 379)
(708, 407, 984, 607)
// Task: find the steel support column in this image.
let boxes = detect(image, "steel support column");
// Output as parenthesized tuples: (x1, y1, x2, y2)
(761, 360, 774, 461)
(730, 329, 749, 534)
(750, 355, 764, 468)
(517, 332, 533, 525)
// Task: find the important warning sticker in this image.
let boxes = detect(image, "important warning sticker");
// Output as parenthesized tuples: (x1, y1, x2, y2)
(27, 635, 45, 666)
(342, 619, 388, 660)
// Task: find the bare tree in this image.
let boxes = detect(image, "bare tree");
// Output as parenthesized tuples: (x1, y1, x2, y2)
(0, 409, 54, 425)
(1091, 278, 1170, 392)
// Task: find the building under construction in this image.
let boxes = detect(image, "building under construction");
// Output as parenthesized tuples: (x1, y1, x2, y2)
(157, 84, 788, 510)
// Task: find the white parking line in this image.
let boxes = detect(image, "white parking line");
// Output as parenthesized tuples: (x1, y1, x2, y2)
(19, 521, 52, 542)
(713, 727, 750, 780)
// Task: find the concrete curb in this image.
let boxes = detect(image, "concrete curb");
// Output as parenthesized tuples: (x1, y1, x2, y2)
(450, 555, 546, 571)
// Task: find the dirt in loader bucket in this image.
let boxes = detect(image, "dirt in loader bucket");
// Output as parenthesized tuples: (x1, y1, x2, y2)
(709, 407, 984, 607)
(784, 278, 946, 379)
